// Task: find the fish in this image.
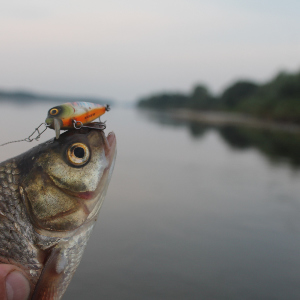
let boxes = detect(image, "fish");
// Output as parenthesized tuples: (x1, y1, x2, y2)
(0, 126, 117, 299)
(45, 102, 110, 139)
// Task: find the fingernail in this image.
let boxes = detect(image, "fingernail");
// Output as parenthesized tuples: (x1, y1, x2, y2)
(6, 271, 30, 300)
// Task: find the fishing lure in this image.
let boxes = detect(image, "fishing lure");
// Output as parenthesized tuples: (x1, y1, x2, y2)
(46, 102, 110, 139)
(0, 102, 110, 146)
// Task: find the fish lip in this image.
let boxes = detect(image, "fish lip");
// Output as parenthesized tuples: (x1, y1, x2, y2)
(103, 131, 116, 154)
(65, 190, 96, 201)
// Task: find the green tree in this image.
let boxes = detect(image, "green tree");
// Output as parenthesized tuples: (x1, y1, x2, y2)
(137, 93, 189, 109)
(189, 84, 216, 110)
(220, 81, 258, 109)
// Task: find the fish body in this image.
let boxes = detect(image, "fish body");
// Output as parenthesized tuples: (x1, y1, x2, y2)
(45, 102, 109, 139)
(0, 127, 116, 299)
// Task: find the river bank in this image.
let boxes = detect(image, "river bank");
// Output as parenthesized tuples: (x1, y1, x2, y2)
(160, 109, 300, 133)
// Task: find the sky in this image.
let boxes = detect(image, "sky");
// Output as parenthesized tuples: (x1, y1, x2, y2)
(0, 0, 300, 102)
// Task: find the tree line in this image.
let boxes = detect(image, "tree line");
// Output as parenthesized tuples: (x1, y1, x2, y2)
(137, 70, 300, 123)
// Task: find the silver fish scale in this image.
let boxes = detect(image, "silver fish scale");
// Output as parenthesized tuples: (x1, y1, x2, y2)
(56, 224, 95, 297)
(0, 159, 45, 284)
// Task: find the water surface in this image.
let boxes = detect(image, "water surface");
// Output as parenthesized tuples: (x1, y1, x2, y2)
(1, 102, 300, 299)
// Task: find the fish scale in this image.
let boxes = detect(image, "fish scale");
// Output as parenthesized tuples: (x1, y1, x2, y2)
(0, 160, 44, 287)
(50, 224, 95, 298)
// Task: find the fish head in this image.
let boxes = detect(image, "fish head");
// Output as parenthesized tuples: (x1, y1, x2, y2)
(18, 128, 116, 236)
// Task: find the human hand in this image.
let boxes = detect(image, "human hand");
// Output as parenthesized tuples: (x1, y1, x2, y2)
(0, 265, 30, 300)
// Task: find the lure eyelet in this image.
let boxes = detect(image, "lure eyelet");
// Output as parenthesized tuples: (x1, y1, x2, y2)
(67, 143, 90, 166)
(73, 120, 83, 129)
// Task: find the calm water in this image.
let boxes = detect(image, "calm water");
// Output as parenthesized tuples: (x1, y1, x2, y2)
(1, 102, 300, 299)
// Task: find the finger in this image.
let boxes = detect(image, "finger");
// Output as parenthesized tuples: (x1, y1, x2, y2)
(0, 265, 30, 300)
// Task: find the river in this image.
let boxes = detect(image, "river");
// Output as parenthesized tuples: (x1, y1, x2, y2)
(1, 102, 300, 299)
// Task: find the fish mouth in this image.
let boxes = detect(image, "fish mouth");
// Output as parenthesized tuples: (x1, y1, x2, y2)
(74, 191, 95, 200)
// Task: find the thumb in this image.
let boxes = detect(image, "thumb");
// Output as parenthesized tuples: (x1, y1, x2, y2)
(0, 265, 30, 300)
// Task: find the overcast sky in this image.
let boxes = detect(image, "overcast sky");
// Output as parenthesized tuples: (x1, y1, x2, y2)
(1, 0, 300, 102)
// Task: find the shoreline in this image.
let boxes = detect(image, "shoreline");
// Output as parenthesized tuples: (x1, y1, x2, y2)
(156, 109, 300, 133)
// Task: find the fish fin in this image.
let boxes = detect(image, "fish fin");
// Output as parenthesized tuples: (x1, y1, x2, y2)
(54, 119, 61, 139)
(31, 247, 67, 300)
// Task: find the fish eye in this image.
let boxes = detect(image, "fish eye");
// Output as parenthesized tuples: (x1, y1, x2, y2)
(67, 143, 90, 166)
(49, 108, 59, 116)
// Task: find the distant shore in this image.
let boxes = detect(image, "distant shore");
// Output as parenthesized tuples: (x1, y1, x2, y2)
(137, 70, 300, 125)
(0, 90, 112, 105)
(159, 109, 300, 133)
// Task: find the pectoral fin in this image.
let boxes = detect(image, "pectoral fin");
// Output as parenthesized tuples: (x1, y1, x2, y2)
(31, 247, 68, 300)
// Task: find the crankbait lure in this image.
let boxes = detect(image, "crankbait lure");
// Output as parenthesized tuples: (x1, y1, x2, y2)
(0, 102, 110, 146)
(46, 102, 110, 139)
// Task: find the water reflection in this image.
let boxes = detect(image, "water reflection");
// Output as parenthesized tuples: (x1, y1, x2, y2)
(218, 126, 300, 167)
(139, 109, 300, 168)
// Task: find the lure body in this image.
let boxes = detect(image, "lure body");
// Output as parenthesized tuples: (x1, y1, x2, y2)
(45, 102, 109, 138)
(46, 102, 108, 129)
